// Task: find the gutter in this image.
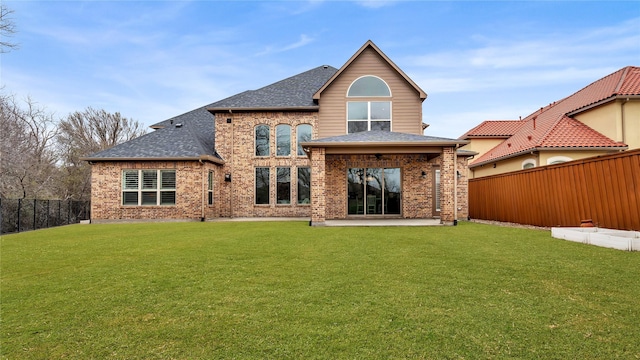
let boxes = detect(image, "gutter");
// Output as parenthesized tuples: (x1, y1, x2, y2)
(469, 145, 628, 168)
(566, 95, 640, 117)
(81, 155, 226, 165)
(301, 140, 469, 148)
(207, 106, 319, 113)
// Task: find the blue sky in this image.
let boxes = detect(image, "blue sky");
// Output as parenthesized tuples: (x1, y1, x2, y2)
(2, 1, 639, 138)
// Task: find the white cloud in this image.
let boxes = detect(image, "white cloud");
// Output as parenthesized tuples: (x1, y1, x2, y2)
(256, 34, 315, 56)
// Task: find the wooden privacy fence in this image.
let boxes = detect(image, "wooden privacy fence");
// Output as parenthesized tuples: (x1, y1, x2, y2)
(469, 149, 640, 231)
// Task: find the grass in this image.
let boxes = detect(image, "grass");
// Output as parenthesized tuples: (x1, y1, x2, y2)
(1, 221, 639, 359)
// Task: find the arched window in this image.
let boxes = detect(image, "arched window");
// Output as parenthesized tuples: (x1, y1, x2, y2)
(255, 125, 270, 156)
(347, 76, 392, 134)
(522, 159, 536, 169)
(347, 76, 391, 97)
(276, 124, 291, 156)
(296, 124, 312, 156)
(547, 156, 572, 165)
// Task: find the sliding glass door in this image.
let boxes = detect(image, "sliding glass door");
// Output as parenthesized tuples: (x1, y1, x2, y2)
(347, 167, 401, 216)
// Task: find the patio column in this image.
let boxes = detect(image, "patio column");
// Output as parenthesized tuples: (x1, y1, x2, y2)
(440, 146, 456, 225)
(309, 147, 326, 226)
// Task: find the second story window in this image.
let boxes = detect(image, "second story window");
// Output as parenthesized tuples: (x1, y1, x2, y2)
(347, 76, 391, 134)
(255, 124, 270, 156)
(276, 124, 291, 156)
(296, 124, 312, 156)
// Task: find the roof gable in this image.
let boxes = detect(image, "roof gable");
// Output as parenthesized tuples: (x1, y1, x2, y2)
(313, 40, 427, 100)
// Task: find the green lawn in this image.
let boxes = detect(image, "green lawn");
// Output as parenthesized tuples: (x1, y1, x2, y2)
(1, 221, 638, 359)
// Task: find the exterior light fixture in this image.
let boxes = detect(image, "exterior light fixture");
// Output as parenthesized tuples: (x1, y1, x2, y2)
(224, 173, 232, 182)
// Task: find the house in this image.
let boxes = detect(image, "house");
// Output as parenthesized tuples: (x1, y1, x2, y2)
(83, 41, 472, 225)
(459, 66, 640, 178)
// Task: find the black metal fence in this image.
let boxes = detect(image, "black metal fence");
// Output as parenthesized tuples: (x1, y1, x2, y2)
(0, 198, 90, 235)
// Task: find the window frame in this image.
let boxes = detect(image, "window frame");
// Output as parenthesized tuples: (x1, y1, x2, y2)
(255, 124, 270, 157)
(276, 167, 291, 205)
(255, 167, 270, 205)
(296, 124, 313, 156)
(522, 159, 536, 169)
(207, 170, 214, 205)
(297, 167, 311, 205)
(276, 124, 291, 157)
(347, 101, 392, 133)
(347, 76, 392, 97)
(122, 169, 176, 206)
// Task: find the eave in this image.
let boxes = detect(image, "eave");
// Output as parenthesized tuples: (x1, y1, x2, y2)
(81, 155, 225, 165)
(207, 106, 319, 114)
(468, 146, 628, 168)
(566, 94, 640, 116)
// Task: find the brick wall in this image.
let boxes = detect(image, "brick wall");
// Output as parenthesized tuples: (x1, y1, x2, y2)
(323, 153, 440, 219)
(90, 160, 220, 222)
(214, 111, 318, 218)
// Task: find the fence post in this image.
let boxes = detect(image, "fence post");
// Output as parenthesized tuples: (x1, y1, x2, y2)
(67, 200, 71, 225)
(33, 199, 37, 231)
(46, 200, 50, 228)
(17, 198, 21, 233)
(58, 200, 61, 227)
(0, 198, 2, 234)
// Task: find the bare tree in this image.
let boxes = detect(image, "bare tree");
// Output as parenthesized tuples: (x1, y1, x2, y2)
(0, 4, 18, 53)
(0, 94, 59, 199)
(57, 107, 146, 200)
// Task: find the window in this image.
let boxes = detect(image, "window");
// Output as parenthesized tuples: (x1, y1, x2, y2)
(347, 167, 401, 215)
(277, 167, 291, 204)
(296, 124, 312, 156)
(255, 167, 270, 204)
(276, 124, 291, 156)
(255, 125, 270, 156)
(122, 169, 176, 206)
(522, 159, 536, 169)
(297, 167, 310, 204)
(347, 76, 392, 134)
(207, 171, 214, 205)
(547, 156, 572, 165)
(347, 76, 391, 97)
(435, 169, 441, 212)
(347, 101, 391, 133)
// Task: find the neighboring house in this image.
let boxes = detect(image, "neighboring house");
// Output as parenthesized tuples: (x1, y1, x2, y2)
(460, 66, 640, 178)
(83, 41, 472, 225)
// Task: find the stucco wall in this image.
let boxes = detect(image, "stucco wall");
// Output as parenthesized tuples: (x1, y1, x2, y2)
(574, 99, 640, 151)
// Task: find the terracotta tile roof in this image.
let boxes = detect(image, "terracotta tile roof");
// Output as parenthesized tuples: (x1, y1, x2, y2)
(469, 66, 637, 167)
(459, 120, 524, 139)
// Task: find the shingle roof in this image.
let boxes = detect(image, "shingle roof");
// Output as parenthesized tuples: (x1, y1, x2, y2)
(84, 65, 341, 161)
(469, 66, 638, 167)
(459, 120, 524, 139)
(208, 65, 339, 110)
(84, 105, 221, 161)
(305, 130, 466, 145)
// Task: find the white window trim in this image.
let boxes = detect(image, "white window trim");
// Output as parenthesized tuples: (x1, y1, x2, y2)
(547, 156, 572, 165)
(122, 169, 176, 206)
(346, 101, 392, 132)
(522, 159, 537, 169)
(346, 75, 392, 97)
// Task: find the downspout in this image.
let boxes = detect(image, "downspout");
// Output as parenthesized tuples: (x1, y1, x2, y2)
(229, 110, 234, 218)
(454, 145, 458, 225)
(200, 160, 205, 221)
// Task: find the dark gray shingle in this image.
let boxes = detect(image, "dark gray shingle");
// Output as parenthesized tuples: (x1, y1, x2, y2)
(209, 65, 338, 109)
